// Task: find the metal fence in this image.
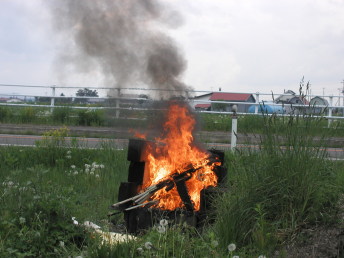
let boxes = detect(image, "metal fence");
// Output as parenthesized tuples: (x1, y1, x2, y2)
(1, 83, 344, 121)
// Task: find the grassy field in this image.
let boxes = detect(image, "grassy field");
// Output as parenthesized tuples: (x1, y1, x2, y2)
(1, 114, 344, 257)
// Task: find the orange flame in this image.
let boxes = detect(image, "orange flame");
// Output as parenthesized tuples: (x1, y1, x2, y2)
(141, 102, 219, 211)
(129, 129, 147, 139)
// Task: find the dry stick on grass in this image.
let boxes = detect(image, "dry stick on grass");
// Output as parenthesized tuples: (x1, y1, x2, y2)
(110, 165, 210, 211)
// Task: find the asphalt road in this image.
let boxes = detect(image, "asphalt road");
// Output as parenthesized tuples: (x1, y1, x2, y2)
(1, 133, 343, 160)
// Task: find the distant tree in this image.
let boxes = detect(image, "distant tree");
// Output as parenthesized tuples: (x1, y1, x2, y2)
(75, 88, 98, 103)
(76, 88, 99, 97)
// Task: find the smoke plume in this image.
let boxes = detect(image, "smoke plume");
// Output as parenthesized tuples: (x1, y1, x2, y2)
(47, 0, 189, 97)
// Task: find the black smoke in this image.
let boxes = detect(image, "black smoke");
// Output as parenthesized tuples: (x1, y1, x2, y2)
(47, 0, 189, 97)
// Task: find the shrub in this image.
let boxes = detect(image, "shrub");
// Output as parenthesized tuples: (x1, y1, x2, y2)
(19, 107, 37, 123)
(0, 106, 10, 122)
(52, 107, 72, 124)
(77, 109, 105, 126)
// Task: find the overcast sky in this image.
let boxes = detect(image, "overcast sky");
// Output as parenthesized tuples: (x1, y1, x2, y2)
(1, 0, 344, 98)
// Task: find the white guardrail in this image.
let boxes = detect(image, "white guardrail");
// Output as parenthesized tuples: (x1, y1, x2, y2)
(0, 83, 344, 121)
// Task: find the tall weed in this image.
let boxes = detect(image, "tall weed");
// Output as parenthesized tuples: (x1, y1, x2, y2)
(77, 109, 105, 126)
(19, 107, 37, 123)
(0, 106, 10, 122)
(52, 107, 72, 124)
(214, 114, 340, 255)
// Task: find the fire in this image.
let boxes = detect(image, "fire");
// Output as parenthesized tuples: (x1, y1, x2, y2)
(141, 102, 219, 211)
(129, 129, 147, 139)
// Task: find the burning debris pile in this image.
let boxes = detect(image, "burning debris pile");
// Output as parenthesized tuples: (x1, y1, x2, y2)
(110, 102, 227, 233)
(47, 1, 227, 232)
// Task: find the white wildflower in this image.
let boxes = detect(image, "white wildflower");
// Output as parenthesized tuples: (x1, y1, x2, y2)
(71, 165, 76, 169)
(94, 164, 100, 169)
(233, 256, 240, 258)
(91, 168, 95, 173)
(73, 171, 78, 175)
(19, 217, 26, 224)
(258, 256, 266, 258)
(67, 150, 71, 155)
(144, 242, 153, 250)
(66, 155, 72, 159)
(90, 171, 94, 175)
(95, 174, 100, 178)
(211, 240, 219, 248)
(85, 168, 90, 173)
(157, 225, 166, 234)
(159, 219, 168, 227)
(85, 164, 91, 168)
(99, 164, 105, 169)
(227, 243, 236, 252)
(137, 247, 144, 254)
(59, 241, 65, 247)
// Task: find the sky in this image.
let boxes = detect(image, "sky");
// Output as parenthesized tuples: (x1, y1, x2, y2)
(1, 0, 344, 99)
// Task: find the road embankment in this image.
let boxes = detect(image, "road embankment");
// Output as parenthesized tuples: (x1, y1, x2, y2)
(0, 123, 344, 147)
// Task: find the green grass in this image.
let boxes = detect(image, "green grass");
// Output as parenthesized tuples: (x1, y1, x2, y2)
(1, 114, 344, 257)
(0, 142, 129, 256)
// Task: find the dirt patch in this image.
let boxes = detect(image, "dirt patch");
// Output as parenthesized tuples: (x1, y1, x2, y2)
(274, 196, 344, 258)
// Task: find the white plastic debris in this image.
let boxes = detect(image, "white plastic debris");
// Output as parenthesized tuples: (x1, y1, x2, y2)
(72, 218, 136, 245)
(83, 221, 101, 230)
(95, 230, 137, 245)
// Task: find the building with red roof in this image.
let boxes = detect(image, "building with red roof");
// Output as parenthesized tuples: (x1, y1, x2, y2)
(210, 92, 255, 112)
(192, 92, 256, 112)
(209, 92, 254, 102)
(194, 103, 211, 111)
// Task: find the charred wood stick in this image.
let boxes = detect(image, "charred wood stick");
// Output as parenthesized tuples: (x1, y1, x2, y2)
(110, 159, 219, 211)
(175, 180, 194, 212)
(110, 187, 155, 209)
(125, 200, 159, 211)
(110, 167, 201, 210)
(110, 182, 170, 210)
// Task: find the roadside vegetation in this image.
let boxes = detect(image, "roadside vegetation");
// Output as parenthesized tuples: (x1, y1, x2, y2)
(1, 104, 344, 138)
(1, 113, 344, 257)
